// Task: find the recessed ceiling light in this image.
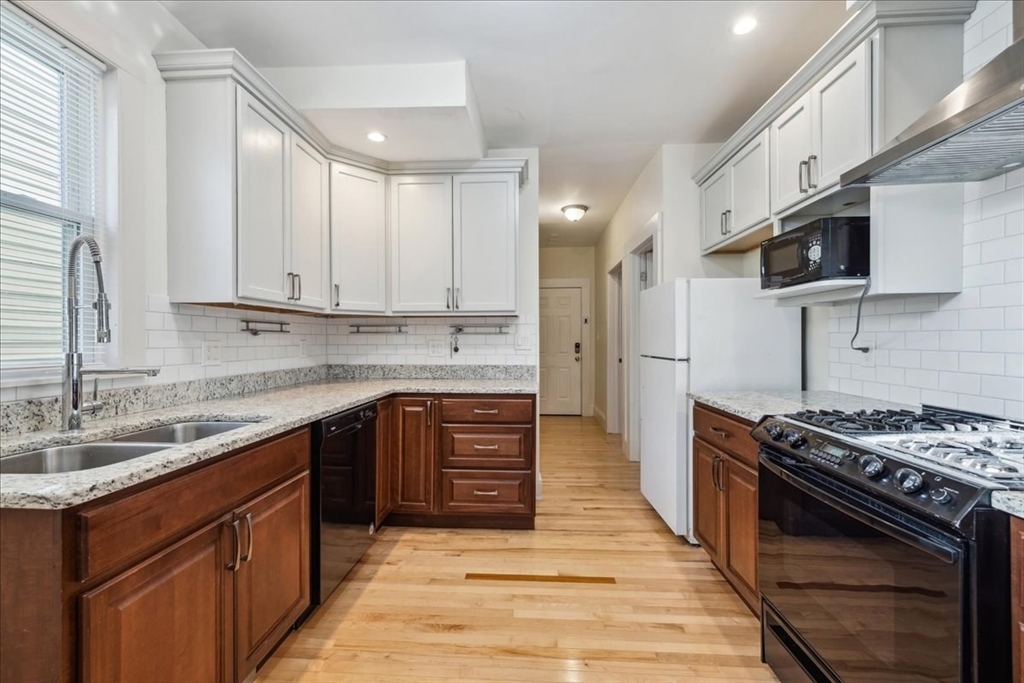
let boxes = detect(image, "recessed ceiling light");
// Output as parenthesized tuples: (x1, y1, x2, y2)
(367, 131, 387, 142)
(561, 205, 588, 222)
(732, 16, 757, 35)
(1003, 161, 1022, 169)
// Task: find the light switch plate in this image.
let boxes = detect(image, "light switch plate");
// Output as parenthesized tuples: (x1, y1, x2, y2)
(201, 341, 222, 366)
(515, 334, 532, 351)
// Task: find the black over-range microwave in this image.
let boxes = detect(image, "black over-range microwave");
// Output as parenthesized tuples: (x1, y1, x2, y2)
(760, 217, 870, 289)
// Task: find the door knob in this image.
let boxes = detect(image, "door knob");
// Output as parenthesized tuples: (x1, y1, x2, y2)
(575, 355, 580, 362)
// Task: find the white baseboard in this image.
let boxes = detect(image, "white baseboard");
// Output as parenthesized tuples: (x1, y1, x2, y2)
(593, 405, 607, 430)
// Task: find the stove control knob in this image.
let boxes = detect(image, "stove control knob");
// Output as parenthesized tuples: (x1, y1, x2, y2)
(783, 430, 807, 449)
(894, 468, 924, 494)
(929, 488, 953, 505)
(858, 454, 884, 478)
(765, 422, 784, 440)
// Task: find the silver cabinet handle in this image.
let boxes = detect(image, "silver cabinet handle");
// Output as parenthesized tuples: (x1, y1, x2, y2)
(227, 519, 242, 571)
(286, 273, 295, 300)
(473, 444, 500, 450)
(719, 212, 725, 235)
(242, 512, 254, 562)
(296, 273, 302, 301)
(798, 160, 808, 193)
(334, 283, 340, 308)
(446, 287, 451, 310)
(807, 155, 818, 189)
(724, 209, 731, 234)
(455, 287, 460, 310)
(472, 489, 499, 496)
(473, 409, 499, 415)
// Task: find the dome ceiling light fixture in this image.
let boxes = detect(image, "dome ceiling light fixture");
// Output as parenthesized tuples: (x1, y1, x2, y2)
(367, 131, 387, 142)
(732, 16, 757, 35)
(561, 205, 588, 222)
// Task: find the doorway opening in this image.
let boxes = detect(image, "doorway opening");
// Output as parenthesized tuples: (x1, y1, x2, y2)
(606, 264, 624, 436)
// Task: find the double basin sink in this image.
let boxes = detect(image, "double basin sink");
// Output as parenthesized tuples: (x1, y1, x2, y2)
(0, 421, 255, 475)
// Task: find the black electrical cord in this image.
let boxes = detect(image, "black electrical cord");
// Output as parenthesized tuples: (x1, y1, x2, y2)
(850, 276, 872, 354)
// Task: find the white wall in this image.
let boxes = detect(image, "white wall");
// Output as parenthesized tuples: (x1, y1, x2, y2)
(540, 246, 595, 281)
(816, 0, 1023, 418)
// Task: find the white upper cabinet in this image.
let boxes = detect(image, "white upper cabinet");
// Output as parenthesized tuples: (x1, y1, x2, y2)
(453, 173, 517, 313)
(728, 129, 771, 235)
(330, 163, 387, 313)
(809, 42, 870, 192)
(700, 168, 731, 250)
(289, 137, 330, 310)
(389, 175, 454, 313)
(771, 94, 814, 214)
(236, 89, 291, 305)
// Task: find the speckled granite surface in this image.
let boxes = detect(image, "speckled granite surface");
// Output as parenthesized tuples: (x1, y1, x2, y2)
(1, 364, 536, 437)
(0, 378, 536, 510)
(992, 491, 1024, 519)
(687, 390, 919, 423)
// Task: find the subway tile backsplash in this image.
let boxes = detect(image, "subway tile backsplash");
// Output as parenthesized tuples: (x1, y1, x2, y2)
(827, 0, 1022, 419)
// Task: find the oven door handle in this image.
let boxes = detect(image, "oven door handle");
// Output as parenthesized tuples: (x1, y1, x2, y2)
(760, 454, 961, 565)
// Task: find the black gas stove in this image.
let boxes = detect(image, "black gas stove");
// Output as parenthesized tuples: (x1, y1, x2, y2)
(752, 405, 1015, 683)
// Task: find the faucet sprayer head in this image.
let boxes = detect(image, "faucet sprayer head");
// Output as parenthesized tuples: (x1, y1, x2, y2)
(94, 292, 111, 343)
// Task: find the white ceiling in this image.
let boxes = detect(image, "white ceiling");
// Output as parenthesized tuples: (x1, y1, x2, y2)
(160, 0, 850, 247)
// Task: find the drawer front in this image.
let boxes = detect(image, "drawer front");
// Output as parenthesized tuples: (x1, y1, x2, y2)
(693, 404, 758, 469)
(440, 470, 532, 515)
(440, 397, 533, 424)
(78, 429, 310, 581)
(441, 425, 533, 470)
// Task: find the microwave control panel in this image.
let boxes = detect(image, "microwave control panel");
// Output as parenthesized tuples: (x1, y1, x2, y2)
(806, 236, 821, 266)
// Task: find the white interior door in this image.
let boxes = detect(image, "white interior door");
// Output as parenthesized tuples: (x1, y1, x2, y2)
(539, 288, 582, 415)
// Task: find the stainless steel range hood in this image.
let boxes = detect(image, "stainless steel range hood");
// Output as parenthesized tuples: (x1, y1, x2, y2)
(841, 38, 1024, 186)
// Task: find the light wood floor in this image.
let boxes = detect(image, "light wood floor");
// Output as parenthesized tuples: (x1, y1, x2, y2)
(258, 417, 778, 683)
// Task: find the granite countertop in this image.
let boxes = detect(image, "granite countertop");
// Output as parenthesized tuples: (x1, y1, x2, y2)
(992, 491, 1024, 520)
(0, 378, 536, 510)
(688, 390, 919, 424)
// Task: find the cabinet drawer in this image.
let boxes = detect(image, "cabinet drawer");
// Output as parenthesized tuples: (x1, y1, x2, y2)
(440, 470, 532, 515)
(440, 397, 533, 424)
(77, 429, 310, 581)
(441, 425, 532, 470)
(693, 404, 758, 469)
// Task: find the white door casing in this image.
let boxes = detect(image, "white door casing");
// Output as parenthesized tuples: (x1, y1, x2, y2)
(539, 287, 582, 416)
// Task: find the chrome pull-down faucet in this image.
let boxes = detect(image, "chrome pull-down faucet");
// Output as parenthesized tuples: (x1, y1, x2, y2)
(62, 236, 159, 431)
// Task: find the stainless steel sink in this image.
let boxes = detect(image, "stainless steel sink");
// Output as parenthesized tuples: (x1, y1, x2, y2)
(0, 443, 173, 474)
(110, 421, 255, 444)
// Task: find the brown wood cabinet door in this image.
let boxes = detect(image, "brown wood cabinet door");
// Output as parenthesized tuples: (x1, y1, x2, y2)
(235, 472, 310, 680)
(376, 398, 394, 528)
(393, 397, 437, 513)
(723, 457, 759, 611)
(80, 515, 235, 683)
(693, 438, 723, 564)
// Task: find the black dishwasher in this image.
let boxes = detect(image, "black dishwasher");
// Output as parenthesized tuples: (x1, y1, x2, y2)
(310, 402, 377, 607)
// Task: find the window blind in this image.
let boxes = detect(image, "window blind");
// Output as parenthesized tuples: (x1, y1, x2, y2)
(0, 3, 105, 371)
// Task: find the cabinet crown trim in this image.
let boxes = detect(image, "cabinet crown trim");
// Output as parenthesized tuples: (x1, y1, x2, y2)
(691, 0, 975, 185)
(155, 49, 529, 186)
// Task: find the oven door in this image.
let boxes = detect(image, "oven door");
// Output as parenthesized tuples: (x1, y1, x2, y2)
(759, 450, 966, 683)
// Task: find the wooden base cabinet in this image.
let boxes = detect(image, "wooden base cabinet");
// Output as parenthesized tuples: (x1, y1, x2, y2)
(693, 403, 760, 615)
(1, 429, 311, 683)
(1013, 516, 1023, 683)
(384, 394, 536, 529)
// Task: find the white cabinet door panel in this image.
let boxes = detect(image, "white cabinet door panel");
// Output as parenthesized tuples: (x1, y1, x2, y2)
(236, 88, 290, 304)
(728, 128, 770, 234)
(770, 93, 813, 213)
(330, 163, 387, 313)
(289, 137, 329, 311)
(389, 175, 453, 313)
(453, 173, 517, 313)
(811, 42, 870, 192)
(700, 169, 731, 250)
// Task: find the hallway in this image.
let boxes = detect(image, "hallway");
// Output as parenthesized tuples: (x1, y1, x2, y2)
(258, 417, 776, 682)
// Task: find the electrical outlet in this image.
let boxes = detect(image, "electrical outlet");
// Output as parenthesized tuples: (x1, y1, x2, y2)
(860, 348, 875, 367)
(515, 334, 532, 351)
(201, 341, 222, 366)
(428, 341, 445, 357)
(299, 339, 308, 358)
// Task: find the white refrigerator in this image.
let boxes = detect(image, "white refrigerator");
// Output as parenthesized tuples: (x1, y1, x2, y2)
(639, 278, 801, 542)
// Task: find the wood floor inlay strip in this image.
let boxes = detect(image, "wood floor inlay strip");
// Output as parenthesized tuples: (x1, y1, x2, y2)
(465, 572, 617, 584)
